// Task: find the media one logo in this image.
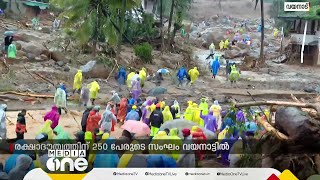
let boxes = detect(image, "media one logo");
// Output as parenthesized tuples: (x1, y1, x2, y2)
(46, 150, 88, 172)
(284, 2, 310, 12)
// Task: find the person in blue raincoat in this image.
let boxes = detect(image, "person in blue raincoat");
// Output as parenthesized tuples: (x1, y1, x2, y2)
(211, 56, 220, 79)
(4, 140, 34, 174)
(147, 155, 177, 167)
(257, 24, 262, 32)
(118, 67, 127, 85)
(93, 136, 119, 168)
(176, 66, 188, 86)
(125, 105, 140, 121)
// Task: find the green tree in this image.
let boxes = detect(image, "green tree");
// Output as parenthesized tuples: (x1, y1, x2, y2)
(50, 0, 140, 57)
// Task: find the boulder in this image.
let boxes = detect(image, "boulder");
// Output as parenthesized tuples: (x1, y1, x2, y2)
(40, 54, 49, 61)
(205, 31, 225, 47)
(17, 50, 27, 57)
(41, 27, 51, 34)
(56, 60, 65, 67)
(27, 53, 36, 61)
(22, 44, 48, 56)
(64, 66, 70, 72)
(275, 107, 320, 144)
(34, 57, 44, 62)
(82, 63, 112, 79)
(50, 51, 68, 63)
(16, 42, 22, 50)
(237, 43, 250, 50)
(148, 87, 168, 96)
(224, 49, 242, 59)
(17, 33, 41, 42)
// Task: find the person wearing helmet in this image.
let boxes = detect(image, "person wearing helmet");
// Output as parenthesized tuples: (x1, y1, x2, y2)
(125, 105, 140, 121)
(149, 104, 164, 136)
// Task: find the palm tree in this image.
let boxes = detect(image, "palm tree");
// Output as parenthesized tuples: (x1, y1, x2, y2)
(51, 0, 139, 57)
(255, 0, 265, 64)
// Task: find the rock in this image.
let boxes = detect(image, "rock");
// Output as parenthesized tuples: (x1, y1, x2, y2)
(34, 56, 43, 62)
(148, 87, 168, 96)
(56, 61, 65, 67)
(224, 49, 242, 59)
(27, 53, 36, 61)
(41, 27, 51, 34)
(17, 33, 41, 42)
(20, 56, 29, 62)
(16, 42, 22, 50)
(51, 51, 68, 63)
(304, 86, 315, 93)
(205, 31, 225, 47)
(22, 44, 48, 56)
(275, 107, 320, 144)
(17, 50, 27, 57)
(251, 39, 260, 48)
(82, 63, 112, 79)
(263, 40, 269, 47)
(237, 43, 250, 50)
(64, 66, 70, 72)
(40, 54, 49, 61)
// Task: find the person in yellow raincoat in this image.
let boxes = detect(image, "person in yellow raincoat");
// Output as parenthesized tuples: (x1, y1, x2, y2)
(168, 128, 183, 160)
(210, 100, 222, 129)
(184, 101, 193, 121)
(273, 28, 279, 38)
(219, 40, 224, 50)
(188, 67, 199, 84)
(224, 39, 229, 49)
(139, 67, 147, 88)
(199, 98, 208, 116)
(88, 81, 100, 105)
(37, 120, 53, 140)
(149, 131, 170, 156)
(191, 103, 202, 126)
(85, 131, 96, 166)
(162, 106, 173, 123)
(126, 72, 135, 89)
(73, 70, 82, 94)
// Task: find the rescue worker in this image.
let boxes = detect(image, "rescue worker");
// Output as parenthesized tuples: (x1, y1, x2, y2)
(0, 104, 7, 140)
(16, 109, 27, 140)
(219, 40, 224, 50)
(149, 104, 164, 136)
(229, 64, 240, 87)
(126, 72, 135, 89)
(211, 55, 220, 79)
(177, 66, 188, 86)
(139, 67, 147, 88)
(99, 105, 117, 133)
(210, 100, 222, 130)
(184, 101, 193, 121)
(117, 67, 127, 85)
(199, 98, 208, 116)
(73, 70, 82, 94)
(54, 87, 67, 115)
(224, 39, 229, 49)
(7, 43, 16, 59)
(188, 67, 200, 85)
(162, 106, 173, 123)
(88, 81, 100, 105)
(125, 105, 140, 121)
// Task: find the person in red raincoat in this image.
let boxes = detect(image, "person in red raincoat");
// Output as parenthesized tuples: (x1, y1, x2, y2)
(117, 98, 127, 123)
(86, 106, 101, 137)
(192, 128, 207, 164)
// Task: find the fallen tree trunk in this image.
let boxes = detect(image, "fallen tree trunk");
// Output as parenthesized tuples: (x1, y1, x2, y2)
(257, 117, 289, 140)
(6, 107, 47, 111)
(235, 100, 320, 117)
(1, 91, 54, 98)
(33, 72, 55, 86)
(291, 94, 318, 118)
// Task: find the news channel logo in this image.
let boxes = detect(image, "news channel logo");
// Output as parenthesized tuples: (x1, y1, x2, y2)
(284, 2, 310, 12)
(46, 149, 88, 172)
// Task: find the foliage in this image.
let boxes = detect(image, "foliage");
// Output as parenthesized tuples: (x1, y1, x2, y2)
(127, 13, 158, 41)
(134, 42, 153, 63)
(0, 0, 6, 10)
(50, 0, 140, 49)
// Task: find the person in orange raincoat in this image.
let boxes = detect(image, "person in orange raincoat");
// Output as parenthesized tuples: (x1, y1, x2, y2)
(117, 98, 128, 123)
(86, 106, 102, 137)
(191, 127, 207, 164)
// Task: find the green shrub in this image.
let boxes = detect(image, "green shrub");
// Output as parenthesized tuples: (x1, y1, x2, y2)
(134, 43, 153, 63)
